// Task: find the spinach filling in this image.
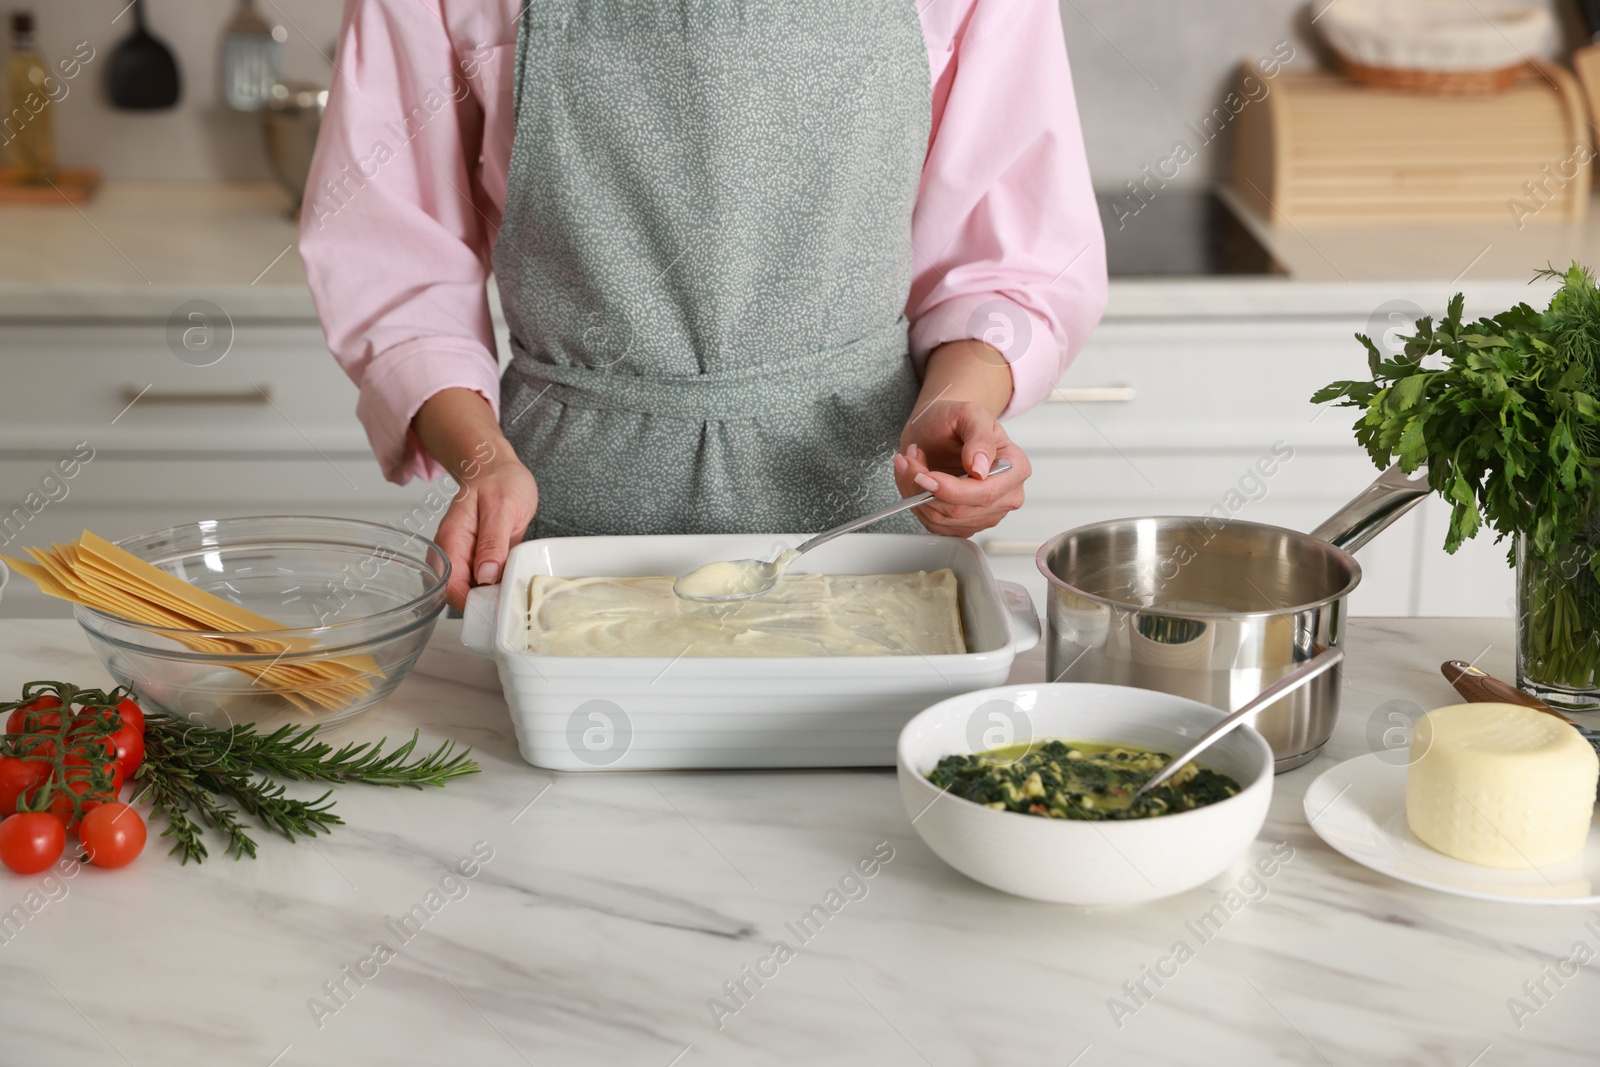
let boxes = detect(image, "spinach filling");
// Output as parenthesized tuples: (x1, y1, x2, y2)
(926, 739, 1241, 821)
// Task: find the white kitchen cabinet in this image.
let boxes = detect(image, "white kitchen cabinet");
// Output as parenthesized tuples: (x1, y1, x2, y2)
(1415, 497, 1516, 619)
(1003, 316, 1372, 452)
(0, 320, 442, 618)
(0, 322, 375, 453)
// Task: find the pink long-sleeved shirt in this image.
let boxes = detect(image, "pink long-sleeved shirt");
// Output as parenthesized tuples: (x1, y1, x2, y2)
(299, 0, 1108, 484)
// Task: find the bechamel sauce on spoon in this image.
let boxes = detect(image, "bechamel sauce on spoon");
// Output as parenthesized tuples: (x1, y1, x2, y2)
(673, 548, 800, 601)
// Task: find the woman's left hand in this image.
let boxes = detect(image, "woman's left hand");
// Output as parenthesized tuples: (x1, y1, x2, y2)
(895, 398, 1030, 537)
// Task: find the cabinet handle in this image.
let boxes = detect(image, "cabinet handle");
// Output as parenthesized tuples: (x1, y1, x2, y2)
(1048, 386, 1136, 403)
(981, 539, 1043, 557)
(121, 385, 272, 405)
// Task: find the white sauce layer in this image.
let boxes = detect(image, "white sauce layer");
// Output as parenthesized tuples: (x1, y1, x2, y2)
(523, 569, 966, 657)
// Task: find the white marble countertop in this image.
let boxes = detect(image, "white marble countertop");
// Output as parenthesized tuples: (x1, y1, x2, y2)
(4, 182, 1594, 322)
(0, 615, 1593, 1066)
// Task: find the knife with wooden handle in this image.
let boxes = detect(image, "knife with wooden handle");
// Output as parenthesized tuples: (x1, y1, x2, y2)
(1441, 659, 1568, 715)
(1441, 660, 1600, 747)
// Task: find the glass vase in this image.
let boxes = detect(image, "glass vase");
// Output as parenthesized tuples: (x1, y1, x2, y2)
(1515, 534, 1600, 711)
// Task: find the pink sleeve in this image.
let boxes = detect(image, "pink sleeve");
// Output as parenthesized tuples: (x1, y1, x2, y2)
(909, 0, 1109, 419)
(298, 0, 504, 485)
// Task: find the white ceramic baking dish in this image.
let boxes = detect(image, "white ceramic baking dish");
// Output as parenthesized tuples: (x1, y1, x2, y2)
(461, 533, 1039, 771)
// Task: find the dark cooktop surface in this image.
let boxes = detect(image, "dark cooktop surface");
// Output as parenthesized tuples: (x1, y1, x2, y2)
(1096, 189, 1282, 277)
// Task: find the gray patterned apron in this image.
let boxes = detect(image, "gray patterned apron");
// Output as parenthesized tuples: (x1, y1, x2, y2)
(493, 0, 931, 538)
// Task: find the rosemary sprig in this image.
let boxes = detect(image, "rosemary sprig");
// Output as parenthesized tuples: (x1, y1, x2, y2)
(134, 751, 268, 863)
(187, 722, 482, 786)
(131, 716, 479, 865)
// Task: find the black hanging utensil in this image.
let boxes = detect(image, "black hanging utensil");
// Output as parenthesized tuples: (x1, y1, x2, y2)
(106, 0, 181, 110)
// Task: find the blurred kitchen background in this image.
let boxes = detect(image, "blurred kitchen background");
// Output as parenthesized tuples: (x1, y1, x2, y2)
(19, 0, 1407, 184)
(1, 0, 1590, 618)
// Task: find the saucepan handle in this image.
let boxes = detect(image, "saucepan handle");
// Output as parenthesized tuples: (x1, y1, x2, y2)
(460, 583, 502, 657)
(1307, 462, 1431, 554)
(996, 580, 1041, 654)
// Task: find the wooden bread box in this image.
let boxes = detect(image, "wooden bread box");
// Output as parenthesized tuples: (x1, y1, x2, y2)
(1232, 61, 1590, 226)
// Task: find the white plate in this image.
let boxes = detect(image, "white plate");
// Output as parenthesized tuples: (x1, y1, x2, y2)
(1304, 753, 1600, 905)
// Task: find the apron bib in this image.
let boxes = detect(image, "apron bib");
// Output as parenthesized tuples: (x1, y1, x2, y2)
(493, 0, 931, 537)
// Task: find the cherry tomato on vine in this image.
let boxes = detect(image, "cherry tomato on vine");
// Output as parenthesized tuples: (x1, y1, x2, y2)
(66, 730, 114, 762)
(115, 697, 145, 736)
(66, 723, 116, 765)
(79, 803, 145, 868)
(34, 757, 122, 830)
(0, 756, 49, 816)
(44, 796, 94, 831)
(5, 694, 63, 734)
(0, 812, 65, 874)
(62, 751, 124, 792)
(104, 720, 144, 778)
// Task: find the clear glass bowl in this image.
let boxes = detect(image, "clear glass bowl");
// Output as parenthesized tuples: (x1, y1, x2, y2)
(74, 516, 450, 731)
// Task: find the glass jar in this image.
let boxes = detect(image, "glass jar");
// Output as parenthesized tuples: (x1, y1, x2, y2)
(1515, 534, 1600, 711)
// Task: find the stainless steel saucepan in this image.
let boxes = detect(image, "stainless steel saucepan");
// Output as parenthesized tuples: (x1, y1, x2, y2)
(1035, 464, 1431, 772)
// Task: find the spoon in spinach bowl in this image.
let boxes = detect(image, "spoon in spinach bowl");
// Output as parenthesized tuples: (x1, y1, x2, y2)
(1133, 647, 1345, 799)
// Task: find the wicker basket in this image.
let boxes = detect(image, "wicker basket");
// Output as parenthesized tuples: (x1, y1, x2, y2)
(1319, 0, 1554, 96)
(1338, 57, 1525, 95)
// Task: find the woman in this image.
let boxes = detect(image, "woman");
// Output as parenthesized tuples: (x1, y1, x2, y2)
(300, 0, 1107, 610)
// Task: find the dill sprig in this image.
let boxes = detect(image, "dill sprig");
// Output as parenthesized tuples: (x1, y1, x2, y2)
(131, 716, 479, 865)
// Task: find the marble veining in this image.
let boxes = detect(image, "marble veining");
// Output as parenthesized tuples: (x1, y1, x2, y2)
(0, 617, 1596, 1066)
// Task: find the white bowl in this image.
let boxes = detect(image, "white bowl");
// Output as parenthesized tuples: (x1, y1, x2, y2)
(897, 683, 1273, 905)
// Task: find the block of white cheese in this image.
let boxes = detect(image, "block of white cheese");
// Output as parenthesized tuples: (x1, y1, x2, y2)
(1406, 703, 1598, 869)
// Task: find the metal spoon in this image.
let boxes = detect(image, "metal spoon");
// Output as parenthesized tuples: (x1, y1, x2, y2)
(673, 458, 1014, 602)
(1132, 646, 1345, 799)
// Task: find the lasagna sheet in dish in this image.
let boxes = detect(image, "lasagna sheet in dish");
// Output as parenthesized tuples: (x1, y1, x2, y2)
(523, 569, 966, 657)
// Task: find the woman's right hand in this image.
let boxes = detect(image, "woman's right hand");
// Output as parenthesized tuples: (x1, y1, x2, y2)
(412, 388, 538, 611)
(435, 451, 538, 611)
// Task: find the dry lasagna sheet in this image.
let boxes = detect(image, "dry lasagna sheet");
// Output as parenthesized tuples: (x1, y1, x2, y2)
(522, 569, 965, 657)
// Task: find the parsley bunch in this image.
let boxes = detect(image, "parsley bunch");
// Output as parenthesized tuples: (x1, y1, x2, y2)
(1313, 263, 1600, 689)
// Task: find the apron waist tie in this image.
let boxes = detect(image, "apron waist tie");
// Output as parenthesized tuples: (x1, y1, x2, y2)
(505, 319, 912, 421)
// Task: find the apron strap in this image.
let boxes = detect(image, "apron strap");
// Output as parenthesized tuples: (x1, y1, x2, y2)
(506, 320, 913, 421)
